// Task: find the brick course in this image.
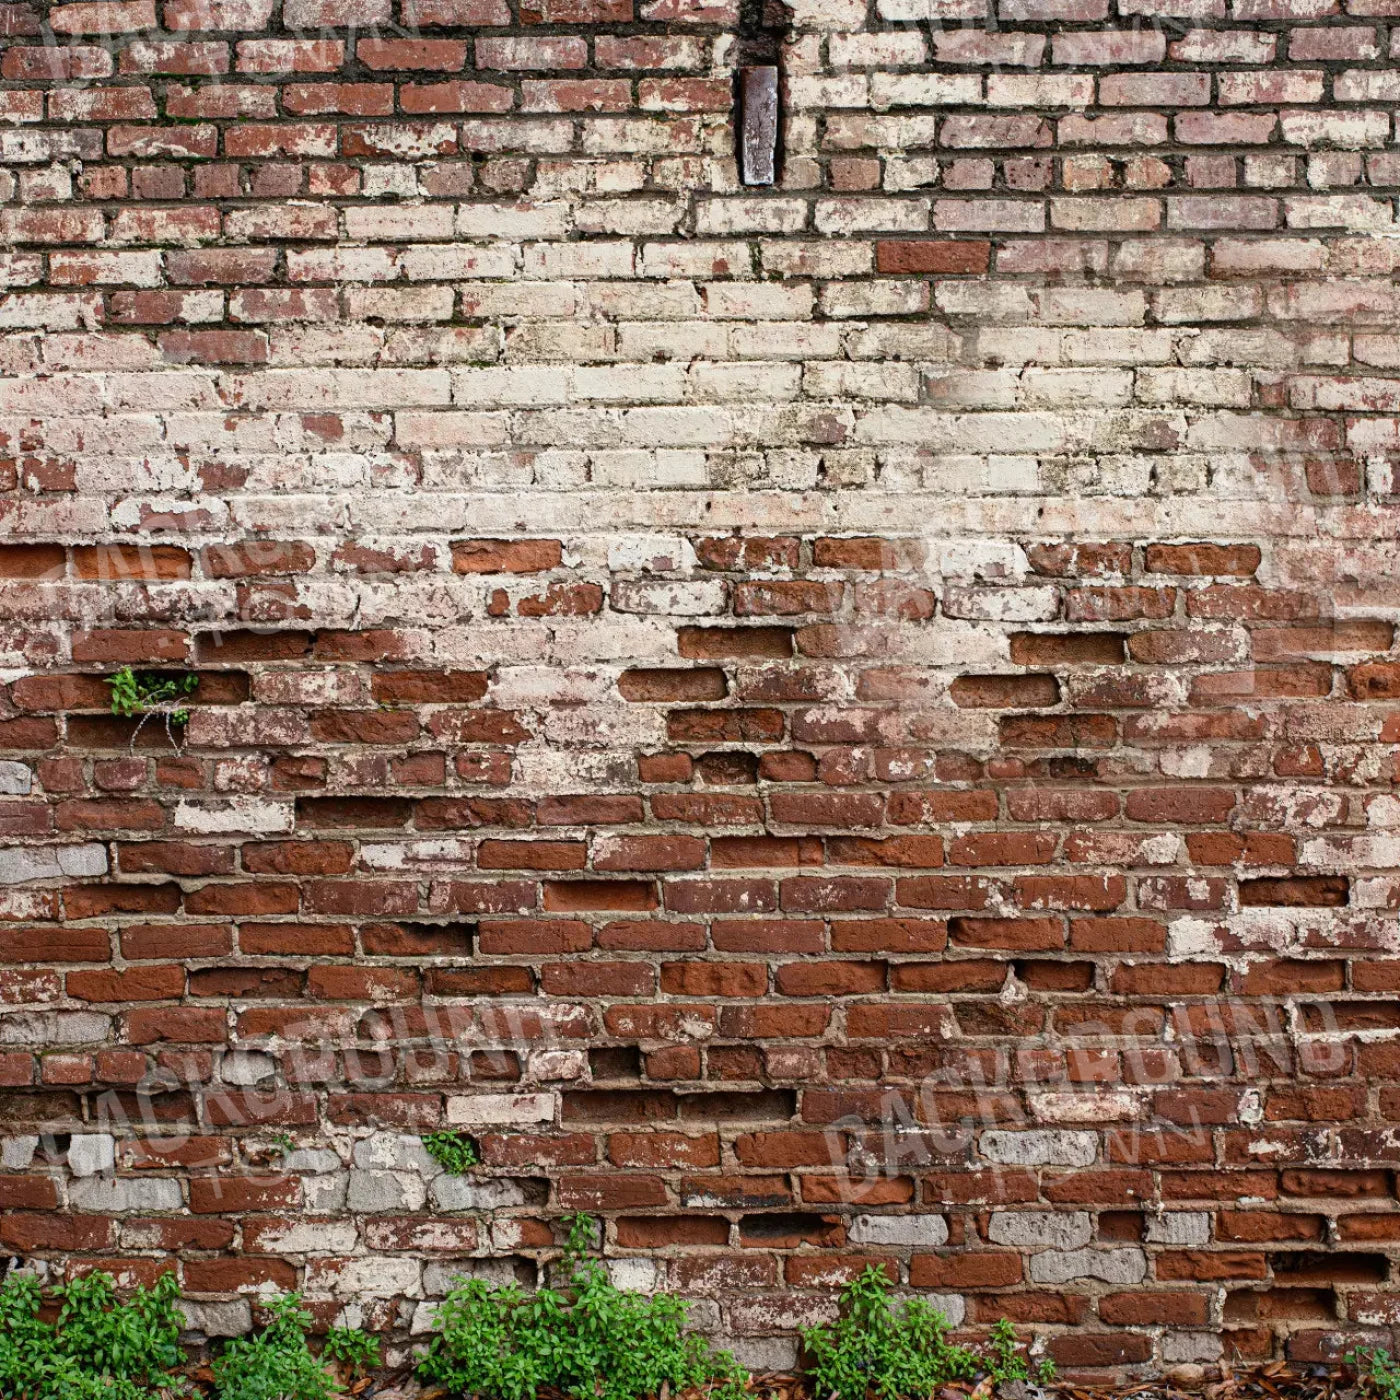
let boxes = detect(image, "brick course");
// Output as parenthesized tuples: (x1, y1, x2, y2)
(0, 0, 1399, 1374)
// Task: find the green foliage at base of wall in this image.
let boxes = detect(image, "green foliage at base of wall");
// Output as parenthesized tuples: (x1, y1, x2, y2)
(419, 1214, 749, 1400)
(0, 1274, 374, 1400)
(1351, 1347, 1400, 1400)
(212, 1294, 358, 1400)
(801, 1268, 1054, 1400)
(0, 1270, 188, 1400)
(0, 1230, 1057, 1400)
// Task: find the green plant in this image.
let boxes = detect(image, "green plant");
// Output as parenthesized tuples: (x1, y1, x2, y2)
(421, 1131, 479, 1175)
(801, 1267, 1052, 1400)
(0, 1268, 190, 1400)
(322, 1327, 380, 1378)
(1350, 1346, 1400, 1400)
(802, 1266, 976, 1400)
(212, 1293, 340, 1400)
(418, 1213, 749, 1400)
(106, 667, 199, 723)
(982, 1319, 1054, 1387)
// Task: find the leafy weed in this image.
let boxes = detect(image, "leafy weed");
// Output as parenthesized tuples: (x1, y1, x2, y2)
(0, 1268, 190, 1400)
(421, 1131, 480, 1175)
(106, 667, 199, 724)
(211, 1293, 341, 1400)
(418, 1213, 749, 1400)
(1350, 1347, 1400, 1400)
(322, 1326, 381, 1379)
(801, 1267, 1053, 1400)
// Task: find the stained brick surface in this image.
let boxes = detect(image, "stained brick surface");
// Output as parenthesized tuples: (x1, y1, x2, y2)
(1, 0, 1399, 1374)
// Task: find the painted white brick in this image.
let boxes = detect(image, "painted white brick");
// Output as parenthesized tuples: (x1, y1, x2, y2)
(445, 1093, 556, 1126)
(987, 1211, 1093, 1250)
(67, 1135, 116, 1178)
(980, 1130, 1098, 1167)
(849, 1214, 949, 1246)
(1028, 1248, 1148, 1285)
(0, 844, 107, 883)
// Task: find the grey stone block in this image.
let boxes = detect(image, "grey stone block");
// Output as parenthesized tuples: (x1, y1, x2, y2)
(346, 1169, 427, 1212)
(987, 1210, 1092, 1250)
(178, 1299, 253, 1337)
(67, 1134, 116, 1177)
(1028, 1247, 1148, 1285)
(980, 1129, 1097, 1167)
(0, 762, 33, 795)
(69, 1176, 183, 1212)
(849, 1213, 949, 1247)
(0, 843, 106, 883)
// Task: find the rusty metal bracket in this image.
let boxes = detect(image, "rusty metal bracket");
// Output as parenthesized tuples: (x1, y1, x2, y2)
(739, 65, 778, 187)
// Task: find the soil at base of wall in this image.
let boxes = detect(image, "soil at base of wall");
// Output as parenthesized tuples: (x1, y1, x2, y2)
(170, 1363, 1369, 1400)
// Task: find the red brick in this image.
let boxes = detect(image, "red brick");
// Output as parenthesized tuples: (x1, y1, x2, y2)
(0, 13, 1389, 1360)
(876, 240, 991, 274)
(358, 38, 466, 69)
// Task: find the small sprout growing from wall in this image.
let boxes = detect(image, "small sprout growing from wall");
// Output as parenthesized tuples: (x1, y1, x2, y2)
(106, 667, 199, 751)
(267, 1131, 297, 1159)
(421, 1130, 480, 1174)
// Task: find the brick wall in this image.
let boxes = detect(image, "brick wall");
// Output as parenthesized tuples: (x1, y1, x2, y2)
(2, 0, 1399, 1375)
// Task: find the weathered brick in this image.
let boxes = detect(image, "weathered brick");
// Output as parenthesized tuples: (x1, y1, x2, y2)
(0, 0, 1390, 1366)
